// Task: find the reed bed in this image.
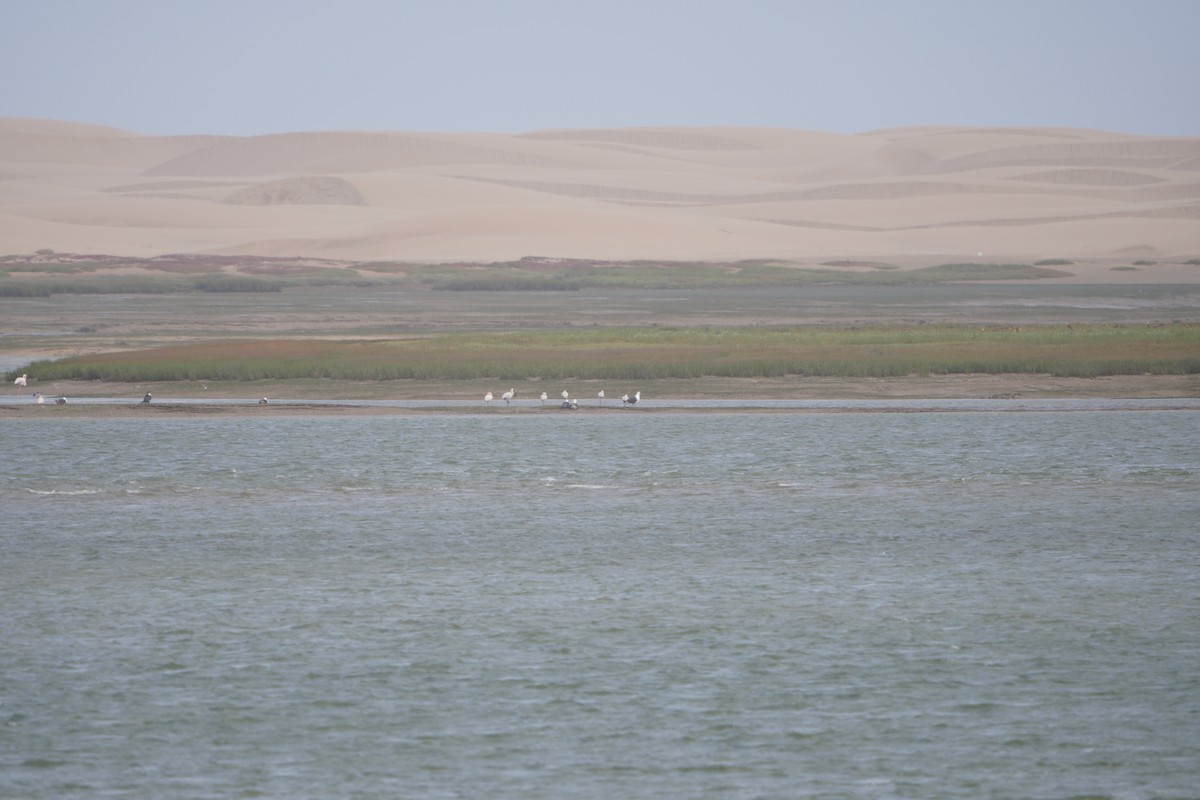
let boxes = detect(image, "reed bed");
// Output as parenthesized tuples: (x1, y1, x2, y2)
(14, 324, 1199, 384)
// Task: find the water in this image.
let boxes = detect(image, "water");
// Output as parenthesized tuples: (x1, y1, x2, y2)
(3, 411, 1198, 799)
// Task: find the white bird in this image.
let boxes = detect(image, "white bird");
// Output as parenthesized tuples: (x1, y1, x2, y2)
(35, 392, 44, 405)
(598, 389, 605, 405)
(540, 391, 548, 405)
(501, 388, 515, 405)
(623, 391, 640, 406)
(13, 373, 27, 392)
(561, 389, 569, 400)
(484, 391, 493, 405)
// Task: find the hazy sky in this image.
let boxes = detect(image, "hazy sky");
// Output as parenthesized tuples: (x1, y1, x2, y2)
(4, 0, 1198, 137)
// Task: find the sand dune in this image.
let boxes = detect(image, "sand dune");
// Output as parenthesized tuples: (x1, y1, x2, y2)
(1, 117, 1197, 273)
(1007, 168, 1165, 186)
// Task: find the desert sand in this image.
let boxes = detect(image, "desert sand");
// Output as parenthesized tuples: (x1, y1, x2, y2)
(1, 118, 1197, 277)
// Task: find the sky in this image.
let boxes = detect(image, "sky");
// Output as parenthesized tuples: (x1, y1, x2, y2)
(4, 0, 1198, 137)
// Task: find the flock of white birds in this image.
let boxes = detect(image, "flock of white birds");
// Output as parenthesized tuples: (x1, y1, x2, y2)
(12, 372, 644, 408)
(485, 388, 640, 408)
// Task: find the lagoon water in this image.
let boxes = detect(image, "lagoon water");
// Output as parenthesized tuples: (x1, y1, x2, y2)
(3, 410, 1198, 799)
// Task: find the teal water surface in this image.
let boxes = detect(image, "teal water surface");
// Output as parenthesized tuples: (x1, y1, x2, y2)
(3, 411, 1198, 799)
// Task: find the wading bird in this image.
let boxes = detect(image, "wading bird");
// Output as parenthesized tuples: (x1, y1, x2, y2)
(622, 391, 640, 406)
(484, 391, 493, 405)
(142, 393, 152, 404)
(540, 391, 548, 405)
(598, 390, 605, 405)
(13, 374, 27, 393)
(501, 388, 516, 405)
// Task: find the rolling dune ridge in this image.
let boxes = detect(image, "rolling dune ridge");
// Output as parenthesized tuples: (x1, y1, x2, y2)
(1, 118, 1197, 279)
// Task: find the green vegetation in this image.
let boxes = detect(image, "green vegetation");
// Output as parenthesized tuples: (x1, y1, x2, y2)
(1034, 258, 1074, 266)
(15, 324, 1198, 383)
(0, 253, 1074, 296)
(432, 276, 582, 291)
(905, 263, 1071, 281)
(0, 278, 183, 297)
(820, 260, 898, 270)
(191, 276, 283, 293)
(426, 261, 1070, 290)
(0, 283, 53, 298)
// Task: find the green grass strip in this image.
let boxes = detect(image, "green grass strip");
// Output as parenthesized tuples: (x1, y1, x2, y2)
(12, 324, 1199, 383)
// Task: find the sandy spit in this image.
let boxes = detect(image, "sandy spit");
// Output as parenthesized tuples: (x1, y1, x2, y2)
(4, 374, 1197, 417)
